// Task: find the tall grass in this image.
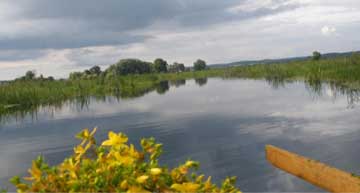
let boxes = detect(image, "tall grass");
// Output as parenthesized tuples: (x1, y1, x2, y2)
(1, 54, 360, 117)
(227, 53, 360, 82)
(0, 71, 223, 117)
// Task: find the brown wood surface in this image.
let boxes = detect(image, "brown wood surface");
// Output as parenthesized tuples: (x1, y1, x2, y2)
(266, 145, 360, 193)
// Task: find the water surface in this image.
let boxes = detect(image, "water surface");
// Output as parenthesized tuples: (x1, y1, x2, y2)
(1, 78, 360, 192)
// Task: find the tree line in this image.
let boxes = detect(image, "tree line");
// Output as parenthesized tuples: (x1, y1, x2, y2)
(69, 58, 207, 80)
(16, 50, 324, 81)
(15, 70, 55, 81)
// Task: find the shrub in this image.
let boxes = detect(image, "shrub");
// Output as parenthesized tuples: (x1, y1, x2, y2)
(312, 51, 321, 61)
(152, 58, 168, 73)
(10, 128, 241, 193)
(193, 59, 207, 71)
(108, 59, 152, 75)
(169, 63, 185, 73)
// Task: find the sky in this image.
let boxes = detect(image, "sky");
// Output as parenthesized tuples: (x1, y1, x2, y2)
(0, 0, 359, 80)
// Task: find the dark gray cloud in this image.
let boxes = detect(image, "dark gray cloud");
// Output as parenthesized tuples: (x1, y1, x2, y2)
(0, 0, 300, 50)
(2, 0, 359, 80)
(0, 50, 45, 61)
(0, 33, 149, 50)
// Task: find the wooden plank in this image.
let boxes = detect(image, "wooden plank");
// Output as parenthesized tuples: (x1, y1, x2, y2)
(266, 145, 360, 193)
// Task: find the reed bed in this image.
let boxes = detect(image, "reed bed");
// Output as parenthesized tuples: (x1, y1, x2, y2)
(1, 54, 360, 116)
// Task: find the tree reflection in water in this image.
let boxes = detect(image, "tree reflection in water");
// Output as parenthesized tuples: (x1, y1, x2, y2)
(195, 78, 208, 87)
(266, 77, 360, 109)
(156, 81, 170, 95)
(2, 77, 360, 124)
(169, 79, 186, 88)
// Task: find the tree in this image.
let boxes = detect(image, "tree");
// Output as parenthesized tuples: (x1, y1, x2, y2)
(312, 51, 321, 61)
(89, 65, 102, 75)
(47, 76, 55, 81)
(178, 63, 185, 72)
(168, 62, 185, 73)
(69, 72, 83, 80)
(193, 59, 207, 71)
(25, 70, 36, 80)
(152, 58, 168, 73)
(84, 70, 91, 75)
(107, 59, 151, 75)
(105, 71, 116, 80)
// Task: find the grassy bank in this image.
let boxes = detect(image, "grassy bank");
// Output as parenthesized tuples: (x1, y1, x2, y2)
(1, 53, 360, 117)
(227, 53, 360, 83)
(0, 71, 220, 117)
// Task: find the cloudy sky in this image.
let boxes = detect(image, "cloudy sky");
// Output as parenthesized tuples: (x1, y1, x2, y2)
(0, 0, 359, 80)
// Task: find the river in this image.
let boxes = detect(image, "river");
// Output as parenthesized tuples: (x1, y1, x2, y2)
(1, 78, 360, 192)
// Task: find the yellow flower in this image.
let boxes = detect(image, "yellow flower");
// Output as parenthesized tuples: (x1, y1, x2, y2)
(179, 166, 188, 174)
(114, 152, 135, 165)
(171, 183, 200, 193)
(204, 176, 213, 190)
(74, 145, 85, 155)
(83, 128, 90, 138)
(127, 186, 150, 193)
(196, 174, 205, 183)
(150, 168, 162, 175)
(136, 175, 149, 184)
(128, 144, 140, 158)
(25, 161, 42, 181)
(12, 129, 242, 193)
(76, 128, 97, 145)
(74, 145, 86, 161)
(60, 159, 77, 178)
(15, 183, 28, 192)
(120, 180, 128, 189)
(185, 160, 196, 167)
(101, 131, 128, 147)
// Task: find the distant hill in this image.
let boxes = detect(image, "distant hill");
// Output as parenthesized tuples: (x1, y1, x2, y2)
(210, 51, 360, 68)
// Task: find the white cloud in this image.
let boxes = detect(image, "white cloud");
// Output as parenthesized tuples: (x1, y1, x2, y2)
(321, 25, 337, 36)
(228, 0, 300, 14)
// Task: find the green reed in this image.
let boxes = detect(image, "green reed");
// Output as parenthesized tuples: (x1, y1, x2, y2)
(1, 54, 359, 117)
(227, 53, 360, 82)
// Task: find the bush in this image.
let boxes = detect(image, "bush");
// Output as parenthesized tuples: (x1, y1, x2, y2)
(152, 58, 168, 73)
(10, 128, 241, 193)
(108, 59, 152, 75)
(193, 59, 207, 71)
(169, 63, 185, 73)
(312, 51, 321, 61)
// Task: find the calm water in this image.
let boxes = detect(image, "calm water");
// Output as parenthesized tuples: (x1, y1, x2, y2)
(1, 78, 360, 192)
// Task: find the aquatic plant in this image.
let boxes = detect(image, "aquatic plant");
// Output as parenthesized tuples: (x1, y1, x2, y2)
(10, 128, 241, 193)
(228, 53, 360, 82)
(0, 71, 215, 119)
(1, 53, 360, 118)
